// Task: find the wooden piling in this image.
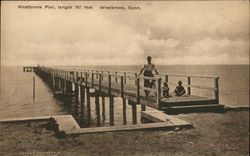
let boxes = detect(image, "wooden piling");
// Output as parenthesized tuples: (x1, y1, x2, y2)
(91, 72, 94, 88)
(63, 79, 67, 94)
(115, 72, 118, 83)
(215, 77, 219, 103)
(102, 96, 105, 117)
(75, 83, 79, 99)
(187, 76, 191, 95)
(86, 87, 91, 122)
(33, 76, 35, 98)
(121, 76, 127, 125)
(130, 100, 137, 124)
(80, 86, 85, 107)
(95, 74, 102, 126)
(52, 74, 55, 96)
(108, 74, 114, 126)
(95, 90, 101, 127)
(109, 96, 114, 126)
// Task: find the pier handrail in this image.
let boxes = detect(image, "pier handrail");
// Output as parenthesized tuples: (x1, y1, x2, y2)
(38, 66, 219, 104)
(158, 73, 219, 79)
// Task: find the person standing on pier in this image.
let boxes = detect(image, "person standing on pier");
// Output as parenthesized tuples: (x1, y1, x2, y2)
(139, 56, 159, 97)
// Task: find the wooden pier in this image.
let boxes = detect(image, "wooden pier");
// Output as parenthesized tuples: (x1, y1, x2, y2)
(33, 66, 223, 123)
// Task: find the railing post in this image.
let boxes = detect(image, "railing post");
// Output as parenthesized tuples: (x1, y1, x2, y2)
(101, 71, 104, 80)
(80, 72, 83, 83)
(91, 71, 94, 88)
(76, 72, 79, 83)
(165, 75, 168, 83)
(187, 76, 191, 95)
(98, 73, 102, 92)
(156, 78, 162, 108)
(138, 77, 145, 111)
(214, 77, 219, 103)
(115, 72, 118, 83)
(85, 72, 88, 88)
(124, 72, 127, 84)
(52, 73, 55, 96)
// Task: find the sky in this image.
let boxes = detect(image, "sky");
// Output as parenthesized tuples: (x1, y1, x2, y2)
(1, 1, 249, 66)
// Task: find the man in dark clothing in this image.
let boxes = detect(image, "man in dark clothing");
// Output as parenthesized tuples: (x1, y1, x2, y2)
(174, 81, 186, 96)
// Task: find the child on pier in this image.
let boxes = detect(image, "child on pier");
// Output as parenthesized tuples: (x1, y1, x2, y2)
(174, 81, 186, 96)
(162, 82, 170, 98)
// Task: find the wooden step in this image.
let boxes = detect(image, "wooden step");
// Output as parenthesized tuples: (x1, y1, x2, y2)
(160, 104, 225, 114)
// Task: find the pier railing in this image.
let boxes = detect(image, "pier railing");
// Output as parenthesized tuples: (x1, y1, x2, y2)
(37, 67, 219, 107)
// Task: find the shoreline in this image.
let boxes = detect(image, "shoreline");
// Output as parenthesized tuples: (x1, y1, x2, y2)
(0, 110, 249, 155)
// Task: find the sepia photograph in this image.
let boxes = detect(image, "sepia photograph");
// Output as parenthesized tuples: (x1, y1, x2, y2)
(1, 0, 249, 155)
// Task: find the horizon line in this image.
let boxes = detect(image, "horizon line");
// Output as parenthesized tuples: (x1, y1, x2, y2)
(1, 64, 249, 67)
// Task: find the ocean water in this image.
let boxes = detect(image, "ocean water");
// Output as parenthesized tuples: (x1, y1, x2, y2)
(0, 65, 249, 127)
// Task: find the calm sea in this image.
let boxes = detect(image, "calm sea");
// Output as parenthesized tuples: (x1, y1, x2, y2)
(1, 65, 249, 127)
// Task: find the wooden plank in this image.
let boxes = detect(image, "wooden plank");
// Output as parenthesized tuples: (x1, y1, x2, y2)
(141, 110, 192, 125)
(69, 122, 192, 134)
(0, 116, 51, 123)
(53, 115, 80, 133)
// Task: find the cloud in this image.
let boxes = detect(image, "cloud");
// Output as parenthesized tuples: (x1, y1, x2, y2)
(188, 38, 249, 58)
(1, 1, 249, 66)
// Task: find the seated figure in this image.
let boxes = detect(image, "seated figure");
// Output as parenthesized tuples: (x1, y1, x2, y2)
(162, 82, 170, 97)
(174, 81, 186, 96)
